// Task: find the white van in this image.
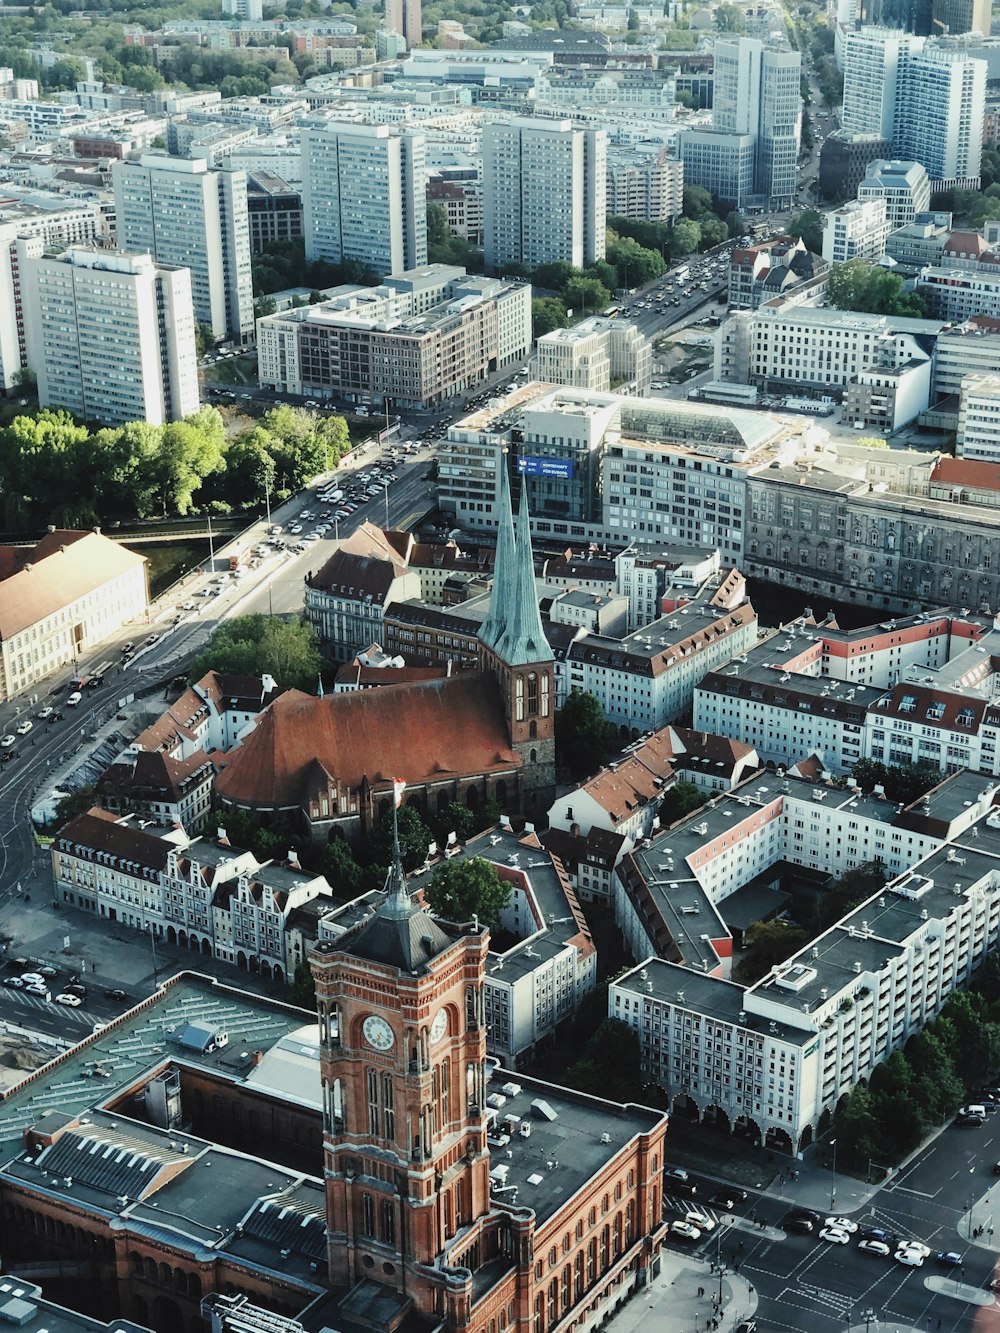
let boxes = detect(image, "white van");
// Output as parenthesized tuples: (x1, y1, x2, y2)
(67, 691, 83, 707)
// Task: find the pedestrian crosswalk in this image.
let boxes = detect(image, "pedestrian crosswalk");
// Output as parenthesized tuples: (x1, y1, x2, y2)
(1, 989, 96, 1028)
(663, 1196, 727, 1231)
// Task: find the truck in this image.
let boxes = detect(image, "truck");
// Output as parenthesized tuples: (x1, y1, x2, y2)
(229, 547, 246, 573)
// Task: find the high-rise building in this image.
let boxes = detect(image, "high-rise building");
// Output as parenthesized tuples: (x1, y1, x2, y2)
(302, 122, 427, 277)
(385, 0, 421, 47)
(112, 155, 254, 343)
(0, 198, 102, 392)
(957, 372, 1000, 460)
(482, 117, 607, 272)
(605, 146, 684, 223)
(931, 0, 991, 34)
(680, 38, 800, 209)
(841, 30, 986, 186)
(22, 246, 200, 427)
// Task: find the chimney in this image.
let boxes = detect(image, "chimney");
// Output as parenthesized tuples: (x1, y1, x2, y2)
(217, 827, 229, 846)
(287, 848, 301, 870)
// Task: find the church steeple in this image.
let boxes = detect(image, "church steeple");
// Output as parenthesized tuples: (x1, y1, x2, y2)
(477, 452, 555, 813)
(478, 457, 549, 667)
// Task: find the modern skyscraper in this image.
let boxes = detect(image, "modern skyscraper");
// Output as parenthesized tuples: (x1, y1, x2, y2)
(482, 117, 607, 272)
(680, 39, 800, 209)
(302, 122, 427, 277)
(842, 29, 986, 186)
(385, 0, 421, 47)
(931, 0, 991, 34)
(22, 246, 200, 427)
(112, 154, 254, 343)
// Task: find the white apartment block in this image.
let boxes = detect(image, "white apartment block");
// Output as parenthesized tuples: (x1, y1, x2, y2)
(721, 305, 945, 391)
(302, 121, 427, 277)
(22, 246, 200, 428)
(932, 320, 1000, 397)
(822, 197, 891, 265)
(841, 29, 986, 187)
(609, 768, 1000, 1152)
(482, 118, 607, 272)
(0, 198, 102, 392)
(0, 529, 147, 704)
(857, 159, 931, 230)
(605, 147, 683, 223)
(917, 262, 1000, 322)
(957, 372, 1000, 461)
(535, 317, 651, 394)
(112, 155, 254, 343)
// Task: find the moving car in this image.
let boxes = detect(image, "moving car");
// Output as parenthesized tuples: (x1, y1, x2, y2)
(36, 706, 53, 719)
(858, 1240, 891, 1257)
(669, 1220, 701, 1242)
(104, 989, 128, 1001)
(67, 692, 83, 706)
(935, 1251, 963, 1267)
(895, 1246, 925, 1267)
(0, 735, 14, 748)
(15, 720, 32, 735)
(709, 1190, 748, 1210)
(683, 1211, 715, 1233)
(824, 1217, 858, 1234)
(20, 973, 44, 986)
(55, 993, 83, 1007)
(897, 1241, 930, 1258)
(785, 1218, 814, 1235)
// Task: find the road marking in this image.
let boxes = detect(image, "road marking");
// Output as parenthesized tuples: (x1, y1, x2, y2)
(892, 1185, 941, 1199)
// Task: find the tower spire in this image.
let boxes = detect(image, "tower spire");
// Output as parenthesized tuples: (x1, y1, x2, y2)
(478, 449, 516, 654)
(380, 801, 412, 920)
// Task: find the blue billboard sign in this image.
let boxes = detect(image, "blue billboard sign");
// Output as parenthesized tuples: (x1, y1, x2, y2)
(518, 456, 574, 480)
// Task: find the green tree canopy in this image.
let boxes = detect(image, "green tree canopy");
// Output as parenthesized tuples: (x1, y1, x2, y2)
(735, 919, 810, 984)
(564, 275, 611, 315)
(786, 209, 824, 255)
(555, 689, 617, 779)
(189, 614, 324, 692)
(425, 856, 510, 928)
(532, 296, 568, 336)
(659, 780, 708, 825)
(827, 259, 927, 317)
(606, 234, 665, 288)
(566, 1018, 644, 1101)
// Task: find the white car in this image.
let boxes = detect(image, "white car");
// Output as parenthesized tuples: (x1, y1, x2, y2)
(289, 524, 303, 534)
(55, 993, 83, 1007)
(669, 1220, 701, 1241)
(15, 720, 32, 735)
(0, 735, 14, 748)
(820, 1227, 852, 1245)
(824, 1217, 858, 1234)
(896, 1241, 931, 1259)
(37, 706, 53, 720)
(20, 973, 44, 986)
(895, 1246, 924, 1267)
(858, 1240, 890, 1257)
(684, 1211, 715, 1233)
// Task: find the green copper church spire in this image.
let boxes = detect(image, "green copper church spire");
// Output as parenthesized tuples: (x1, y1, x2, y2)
(478, 457, 550, 667)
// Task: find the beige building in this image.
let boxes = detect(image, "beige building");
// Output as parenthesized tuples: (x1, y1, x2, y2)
(605, 146, 683, 223)
(0, 529, 148, 703)
(535, 316, 651, 393)
(258, 266, 530, 408)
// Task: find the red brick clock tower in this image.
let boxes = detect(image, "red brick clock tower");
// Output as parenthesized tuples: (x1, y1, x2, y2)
(310, 820, 492, 1311)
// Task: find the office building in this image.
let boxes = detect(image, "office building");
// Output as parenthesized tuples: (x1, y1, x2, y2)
(883, 209, 953, 272)
(0, 528, 147, 703)
(957, 372, 1000, 460)
(246, 172, 302, 254)
(22, 245, 200, 427)
(822, 197, 892, 263)
(257, 265, 530, 407)
(482, 118, 607, 271)
(932, 0, 991, 33)
(677, 130, 756, 208)
(819, 131, 895, 201)
(0, 198, 102, 393)
(385, 0, 421, 47)
(536, 316, 652, 393)
(857, 159, 931, 228)
(112, 155, 254, 343)
(302, 121, 427, 276)
(715, 38, 801, 208)
(842, 27, 920, 139)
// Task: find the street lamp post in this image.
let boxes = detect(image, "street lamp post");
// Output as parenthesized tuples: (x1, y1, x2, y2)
(383, 480, 390, 527)
(830, 1137, 838, 1211)
(149, 922, 160, 988)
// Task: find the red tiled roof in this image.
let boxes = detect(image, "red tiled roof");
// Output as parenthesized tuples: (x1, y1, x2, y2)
(215, 674, 519, 810)
(931, 456, 1000, 492)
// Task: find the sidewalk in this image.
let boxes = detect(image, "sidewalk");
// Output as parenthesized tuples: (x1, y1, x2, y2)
(606, 1251, 756, 1333)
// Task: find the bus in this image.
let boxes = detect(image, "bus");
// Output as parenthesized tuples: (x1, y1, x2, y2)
(672, 264, 690, 283)
(601, 305, 620, 318)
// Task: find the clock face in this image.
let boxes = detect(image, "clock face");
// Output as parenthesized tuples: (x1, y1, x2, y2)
(363, 1014, 395, 1051)
(430, 1007, 448, 1044)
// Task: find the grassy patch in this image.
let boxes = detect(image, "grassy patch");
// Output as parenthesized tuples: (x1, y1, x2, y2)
(201, 354, 258, 385)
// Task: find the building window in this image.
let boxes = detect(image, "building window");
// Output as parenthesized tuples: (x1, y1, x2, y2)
(362, 1193, 375, 1237)
(368, 1068, 379, 1136)
(381, 1199, 396, 1247)
(383, 1074, 395, 1140)
(516, 677, 524, 721)
(527, 673, 538, 715)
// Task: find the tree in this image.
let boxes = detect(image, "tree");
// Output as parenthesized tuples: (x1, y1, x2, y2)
(189, 614, 325, 692)
(606, 234, 665, 288)
(827, 259, 927, 317)
(289, 961, 317, 1010)
(659, 780, 708, 825)
(425, 856, 510, 928)
(555, 689, 617, 779)
(52, 786, 98, 828)
(151, 411, 226, 515)
(254, 294, 277, 319)
(430, 800, 477, 850)
(714, 2, 745, 29)
(787, 209, 824, 255)
(668, 217, 701, 258)
(564, 275, 611, 316)
(736, 919, 810, 983)
(854, 436, 888, 449)
(322, 837, 363, 896)
(532, 296, 568, 336)
(194, 322, 216, 358)
(566, 1018, 644, 1101)
(365, 804, 433, 873)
